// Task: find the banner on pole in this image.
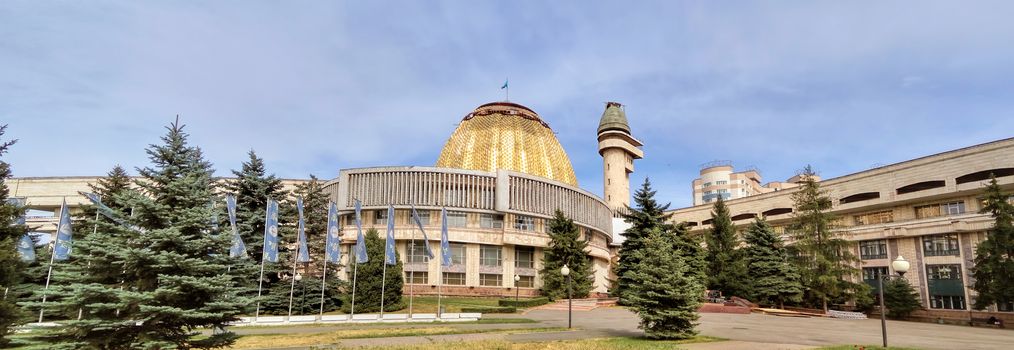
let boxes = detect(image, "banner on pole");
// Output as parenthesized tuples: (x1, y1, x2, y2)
(325, 201, 341, 263)
(296, 197, 310, 263)
(410, 205, 435, 259)
(226, 194, 247, 258)
(385, 205, 396, 265)
(262, 198, 280, 262)
(353, 200, 368, 263)
(440, 208, 452, 267)
(53, 199, 73, 261)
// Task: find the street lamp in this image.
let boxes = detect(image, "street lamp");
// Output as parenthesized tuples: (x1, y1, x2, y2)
(560, 264, 571, 329)
(514, 274, 521, 303)
(879, 256, 910, 348)
(294, 273, 304, 315)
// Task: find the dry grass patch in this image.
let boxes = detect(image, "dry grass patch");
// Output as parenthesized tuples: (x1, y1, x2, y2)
(355, 336, 724, 350)
(228, 326, 563, 349)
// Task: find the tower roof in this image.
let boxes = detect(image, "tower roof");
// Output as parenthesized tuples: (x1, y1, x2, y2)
(597, 102, 630, 134)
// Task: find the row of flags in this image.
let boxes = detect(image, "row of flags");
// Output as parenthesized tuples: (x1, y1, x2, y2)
(10, 194, 457, 268)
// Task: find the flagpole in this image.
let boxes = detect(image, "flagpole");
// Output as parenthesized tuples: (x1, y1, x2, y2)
(379, 252, 388, 320)
(254, 257, 266, 322)
(286, 249, 298, 322)
(349, 260, 358, 320)
(319, 258, 328, 318)
(437, 255, 443, 320)
(408, 225, 415, 319)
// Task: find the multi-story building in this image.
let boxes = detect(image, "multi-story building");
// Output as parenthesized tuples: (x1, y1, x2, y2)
(691, 163, 818, 205)
(672, 137, 1014, 322)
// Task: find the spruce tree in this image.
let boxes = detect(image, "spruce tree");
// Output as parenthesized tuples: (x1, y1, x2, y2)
(0, 125, 27, 346)
(743, 217, 802, 308)
(883, 278, 921, 319)
(293, 175, 330, 274)
(540, 210, 594, 300)
(87, 165, 133, 212)
(788, 165, 861, 312)
(704, 196, 750, 298)
(625, 228, 703, 340)
(615, 179, 671, 300)
(340, 228, 404, 313)
(224, 150, 287, 259)
(971, 175, 1014, 310)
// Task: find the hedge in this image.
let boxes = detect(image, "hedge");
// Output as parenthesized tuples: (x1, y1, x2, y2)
(498, 297, 550, 308)
(460, 306, 517, 313)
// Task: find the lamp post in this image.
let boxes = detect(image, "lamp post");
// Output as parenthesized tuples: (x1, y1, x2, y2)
(879, 256, 910, 348)
(561, 264, 571, 329)
(514, 274, 521, 303)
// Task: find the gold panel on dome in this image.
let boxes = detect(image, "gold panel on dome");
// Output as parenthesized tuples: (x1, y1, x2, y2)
(436, 102, 578, 186)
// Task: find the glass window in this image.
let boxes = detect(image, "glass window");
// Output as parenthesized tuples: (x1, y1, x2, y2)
(930, 295, 966, 310)
(413, 210, 430, 226)
(854, 210, 894, 226)
(407, 241, 429, 263)
(717, 189, 728, 193)
(479, 273, 502, 286)
(923, 234, 960, 256)
(860, 240, 888, 260)
(480, 245, 502, 267)
(862, 267, 888, 281)
(446, 211, 467, 228)
(448, 243, 466, 265)
(406, 271, 428, 284)
(916, 201, 966, 219)
(927, 264, 961, 280)
(480, 213, 504, 229)
(442, 272, 465, 285)
(517, 275, 535, 288)
(942, 201, 965, 215)
(515, 246, 535, 269)
(585, 229, 594, 243)
(703, 182, 712, 187)
(514, 215, 535, 231)
(374, 210, 388, 225)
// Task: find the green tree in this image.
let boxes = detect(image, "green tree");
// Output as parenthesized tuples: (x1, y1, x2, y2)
(0, 125, 28, 346)
(625, 228, 704, 339)
(87, 165, 133, 212)
(224, 150, 288, 260)
(540, 210, 594, 300)
(883, 278, 921, 319)
(704, 196, 750, 298)
(340, 228, 404, 313)
(788, 165, 862, 312)
(971, 175, 1014, 310)
(743, 217, 802, 308)
(293, 175, 330, 274)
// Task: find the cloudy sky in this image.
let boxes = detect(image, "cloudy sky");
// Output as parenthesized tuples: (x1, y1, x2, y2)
(2, 1, 1013, 208)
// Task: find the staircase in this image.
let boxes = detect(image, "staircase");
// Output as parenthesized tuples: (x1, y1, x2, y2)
(532, 298, 615, 312)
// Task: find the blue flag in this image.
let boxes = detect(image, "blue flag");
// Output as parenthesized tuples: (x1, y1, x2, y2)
(440, 208, 451, 267)
(262, 198, 280, 263)
(410, 205, 435, 259)
(7, 197, 26, 225)
(17, 234, 35, 262)
(53, 199, 73, 261)
(501, 79, 508, 89)
(353, 200, 368, 263)
(295, 196, 310, 263)
(325, 201, 341, 263)
(384, 205, 397, 265)
(226, 194, 247, 258)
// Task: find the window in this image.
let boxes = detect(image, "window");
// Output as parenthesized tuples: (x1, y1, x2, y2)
(446, 243, 466, 265)
(514, 215, 535, 231)
(703, 182, 712, 187)
(479, 273, 502, 286)
(862, 267, 888, 281)
(406, 271, 428, 284)
(515, 246, 535, 268)
(998, 301, 1014, 312)
(516, 275, 535, 288)
(927, 264, 965, 309)
(860, 240, 888, 260)
(480, 213, 504, 229)
(853, 210, 893, 226)
(703, 190, 714, 195)
(407, 241, 429, 263)
(374, 210, 388, 225)
(915, 201, 966, 219)
(480, 245, 502, 267)
(442, 272, 465, 285)
(413, 210, 431, 226)
(927, 264, 960, 280)
(930, 295, 966, 310)
(923, 234, 959, 256)
(585, 229, 593, 243)
(446, 211, 467, 227)
(717, 189, 728, 193)
(716, 180, 728, 185)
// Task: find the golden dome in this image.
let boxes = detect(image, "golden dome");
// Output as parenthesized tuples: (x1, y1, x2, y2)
(436, 102, 578, 186)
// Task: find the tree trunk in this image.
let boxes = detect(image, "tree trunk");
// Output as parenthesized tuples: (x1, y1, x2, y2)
(822, 298, 828, 313)
(779, 299, 784, 310)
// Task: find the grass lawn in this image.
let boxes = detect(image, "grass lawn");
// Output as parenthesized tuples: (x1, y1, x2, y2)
(815, 346, 922, 350)
(359, 336, 724, 349)
(313, 295, 513, 315)
(224, 317, 537, 331)
(228, 326, 566, 349)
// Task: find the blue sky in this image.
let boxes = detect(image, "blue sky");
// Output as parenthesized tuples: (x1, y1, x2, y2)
(2, 1, 1013, 208)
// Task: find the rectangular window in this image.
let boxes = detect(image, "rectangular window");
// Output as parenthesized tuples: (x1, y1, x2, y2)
(585, 229, 594, 243)
(413, 210, 430, 226)
(446, 211, 467, 228)
(854, 210, 894, 226)
(374, 210, 388, 225)
(448, 243, 466, 265)
(406, 271, 428, 284)
(703, 182, 712, 187)
(930, 295, 966, 310)
(942, 201, 966, 215)
(923, 234, 960, 256)
(998, 301, 1014, 312)
(916, 201, 966, 219)
(715, 180, 728, 185)
(516, 275, 535, 288)
(859, 240, 888, 260)
(514, 215, 535, 231)
(442, 272, 465, 285)
(407, 240, 430, 263)
(479, 245, 502, 267)
(515, 246, 535, 269)
(717, 189, 728, 193)
(479, 273, 502, 286)
(480, 213, 504, 229)
(862, 267, 888, 281)
(927, 264, 961, 280)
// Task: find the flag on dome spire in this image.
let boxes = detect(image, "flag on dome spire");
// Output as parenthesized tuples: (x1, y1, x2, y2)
(384, 205, 397, 265)
(353, 199, 368, 263)
(295, 196, 310, 263)
(410, 205, 435, 259)
(501, 79, 508, 89)
(53, 199, 73, 261)
(325, 201, 341, 263)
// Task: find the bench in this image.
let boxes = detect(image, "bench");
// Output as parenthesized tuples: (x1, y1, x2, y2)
(971, 316, 1005, 328)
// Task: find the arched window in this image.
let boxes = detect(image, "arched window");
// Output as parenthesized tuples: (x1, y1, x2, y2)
(955, 168, 1014, 184)
(840, 192, 880, 204)
(896, 180, 946, 195)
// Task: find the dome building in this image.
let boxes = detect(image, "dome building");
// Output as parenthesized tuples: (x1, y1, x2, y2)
(324, 101, 639, 297)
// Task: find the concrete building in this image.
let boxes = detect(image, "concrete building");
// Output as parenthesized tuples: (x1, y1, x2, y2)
(672, 137, 1014, 322)
(597, 102, 643, 213)
(692, 162, 817, 206)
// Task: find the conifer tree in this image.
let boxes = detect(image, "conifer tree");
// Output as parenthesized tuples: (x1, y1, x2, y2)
(704, 196, 750, 298)
(540, 210, 594, 300)
(625, 228, 703, 340)
(340, 228, 404, 313)
(883, 278, 921, 319)
(0, 125, 27, 346)
(788, 165, 861, 312)
(971, 175, 1014, 310)
(743, 217, 802, 308)
(615, 179, 672, 300)
(87, 165, 132, 212)
(224, 150, 287, 259)
(293, 175, 330, 274)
